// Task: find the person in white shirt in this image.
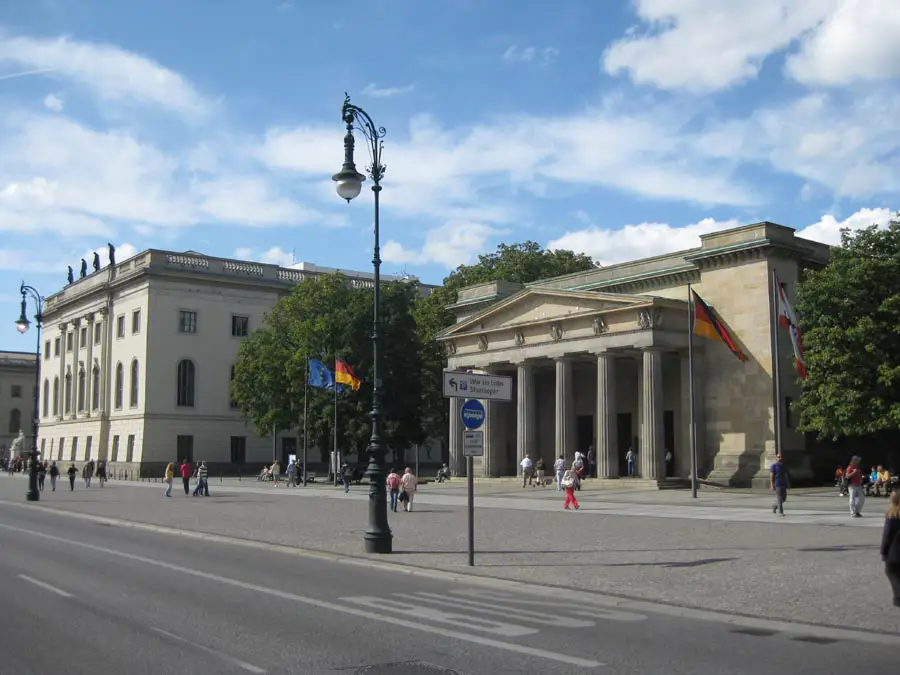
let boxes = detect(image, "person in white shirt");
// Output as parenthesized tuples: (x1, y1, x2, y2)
(520, 455, 534, 487)
(553, 456, 566, 491)
(399, 467, 418, 512)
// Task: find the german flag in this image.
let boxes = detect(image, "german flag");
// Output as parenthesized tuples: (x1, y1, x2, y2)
(692, 291, 747, 362)
(334, 358, 362, 391)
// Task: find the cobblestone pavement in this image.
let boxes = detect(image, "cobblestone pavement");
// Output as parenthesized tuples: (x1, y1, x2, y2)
(1, 475, 897, 635)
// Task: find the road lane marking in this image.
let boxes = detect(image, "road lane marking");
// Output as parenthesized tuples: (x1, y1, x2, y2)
(150, 627, 267, 674)
(0, 522, 603, 669)
(17, 574, 73, 598)
(452, 589, 647, 623)
(410, 592, 597, 628)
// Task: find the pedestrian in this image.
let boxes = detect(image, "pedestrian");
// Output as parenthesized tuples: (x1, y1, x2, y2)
(535, 457, 545, 487)
(553, 455, 565, 491)
(561, 463, 580, 510)
(286, 458, 296, 487)
(846, 455, 866, 518)
(770, 453, 789, 516)
(626, 447, 636, 477)
(180, 458, 192, 495)
(67, 463, 77, 491)
(881, 491, 900, 608)
(386, 468, 401, 512)
(271, 459, 281, 488)
(520, 454, 534, 487)
(587, 445, 596, 479)
(164, 462, 175, 498)
(49, 461, 59, 491)
(340, 462, 352, 493)
(82, 460, 94, 488)
(399, 467, 418, 512)
(192, 461, 209, 497)
(96, 460, 107, 487)
(37, 461, 47, 492)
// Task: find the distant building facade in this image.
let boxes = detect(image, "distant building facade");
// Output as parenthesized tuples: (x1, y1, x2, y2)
(37, 250, 428, 476)
(0, 350, 37, 462)
(439, 222, 830, 487)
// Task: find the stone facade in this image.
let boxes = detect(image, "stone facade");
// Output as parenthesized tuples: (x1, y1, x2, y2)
(37, 250, 431, 476)
(439, 222, 829, 487)
(0, 350, 38, 462)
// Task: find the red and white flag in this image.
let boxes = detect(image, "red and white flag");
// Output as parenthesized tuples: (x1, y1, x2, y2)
(776, 277, 807, 380)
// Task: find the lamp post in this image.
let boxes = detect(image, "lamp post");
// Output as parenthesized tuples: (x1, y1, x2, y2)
(15, 282, 44, 502)
(332, 93, 392, 554)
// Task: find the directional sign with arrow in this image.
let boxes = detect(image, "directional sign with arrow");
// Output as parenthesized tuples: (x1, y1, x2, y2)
(443, 371, 512, 401)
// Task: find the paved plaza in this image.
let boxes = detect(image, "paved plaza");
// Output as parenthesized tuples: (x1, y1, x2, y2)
(1, 474, 897, 636)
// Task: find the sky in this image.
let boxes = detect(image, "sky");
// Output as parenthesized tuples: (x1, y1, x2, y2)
(1, 0, 898, 351)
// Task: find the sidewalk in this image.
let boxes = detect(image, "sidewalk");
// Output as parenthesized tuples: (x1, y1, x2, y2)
(1, 475, 896, 635)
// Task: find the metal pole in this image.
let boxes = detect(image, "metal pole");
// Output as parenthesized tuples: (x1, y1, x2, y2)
(302, 356, 308, 487)
(17, 284, 43, 502)
(467, 455, 475, 566)
(771, 270, 784, 455)
(687, 285, 698, 499)
(333, 365, 339, 486)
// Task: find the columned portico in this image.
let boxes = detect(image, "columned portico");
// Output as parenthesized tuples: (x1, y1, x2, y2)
(516, 362, 536, 471)
(554, 358, 575, 464)
(640, 348, 665, 480)
(595, 352, 617, 478)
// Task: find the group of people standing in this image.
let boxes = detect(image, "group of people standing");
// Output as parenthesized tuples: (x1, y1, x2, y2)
(163, 459, 209, 498)
(34, 459, 106, 492)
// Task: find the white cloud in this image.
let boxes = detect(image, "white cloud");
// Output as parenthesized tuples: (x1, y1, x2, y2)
(797, 207, 895, 245)
(0, 33, 209, 116)
(503, 45, 558, 64)
(382, 221, 506, 268)
(548, 217, 740, 265)
(42, 93, 64, 111)
(362, 82, 415, 98)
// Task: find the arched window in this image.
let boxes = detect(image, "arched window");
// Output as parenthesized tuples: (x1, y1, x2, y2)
(64, 374, 72, 414)
(91, 366, 101, 411)
(130, 359, 140, 407)
(8, 408, 21, 434)
(53, 377, 59, 416)
(176, 359, 195, 407)
(77, 368, 86, 412)
(42, 379, 49, 418)
(114, 363, 124, 410)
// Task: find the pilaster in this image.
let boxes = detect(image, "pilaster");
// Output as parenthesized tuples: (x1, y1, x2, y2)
(640, 348, 664, 480)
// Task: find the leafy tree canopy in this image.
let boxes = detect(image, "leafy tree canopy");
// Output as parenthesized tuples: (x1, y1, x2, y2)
(797, 218, 900, 438)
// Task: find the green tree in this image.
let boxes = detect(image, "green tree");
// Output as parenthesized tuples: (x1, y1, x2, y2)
(414, 241, 596, 447)
(231, 273, 424, 464)
(796, 217, 900, 438)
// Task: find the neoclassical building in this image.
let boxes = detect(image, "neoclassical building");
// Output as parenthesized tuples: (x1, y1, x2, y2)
(36, 249, 427, 475)
(0, 350, 37, 462)
(439, 222, 829, 487)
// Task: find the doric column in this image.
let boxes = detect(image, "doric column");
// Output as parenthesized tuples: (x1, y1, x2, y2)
(516, 362, 536, 472)
(57, 323, 67, 419)
(554, 358, 575, 465)
(448, 396, 465, 477)
(640, 348, 664, 480)
(70, 318, 81, 419)
(85, 313, 95, 417)
(596, 352, 618, 478)
(482, 399, 496, 477)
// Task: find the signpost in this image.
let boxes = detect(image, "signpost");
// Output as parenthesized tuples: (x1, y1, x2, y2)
(460, 399, 486, 430)
(443, 371, 513, 401)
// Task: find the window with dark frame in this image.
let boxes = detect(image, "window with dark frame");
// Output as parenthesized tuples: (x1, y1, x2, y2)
(132, 310, 141, 334)
(66, 332, 73, 351)
(92, 367, 100, 410)
(130, 360, 140, 407)
(230, 436, 246, 464)
(179, 310, 197, 334)
(126, 435, 135, 462)
(94, 322, 102, 345)
(70, 437, 78, 461)
(231, 315, 249, 338)
(111, 435, 119, 462)
(114, 363, 124, 410)
(44, 341, 50, 359)
(116, 315, 125, 338)
(11, 385, 21, 398)
(80, 326, 88, 347)
(54, 337, 60, 356)
(177, 435, 194, 463)
(176, 360, 195, 407)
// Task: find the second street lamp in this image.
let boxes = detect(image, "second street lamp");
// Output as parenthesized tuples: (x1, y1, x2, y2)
(332, 93, 392, 554)
(15, 282, 44, 502)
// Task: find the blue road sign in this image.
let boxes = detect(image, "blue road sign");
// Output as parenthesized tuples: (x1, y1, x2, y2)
(460, 399, 486, 430)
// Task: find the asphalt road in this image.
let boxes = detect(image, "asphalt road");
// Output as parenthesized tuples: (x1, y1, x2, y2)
(0, 504, 896, 675)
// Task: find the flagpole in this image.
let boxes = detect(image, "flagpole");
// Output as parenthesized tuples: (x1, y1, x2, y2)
(771, 269, 784, 456)
(688, 284, 698, 499)
(302, 355, 309, 487)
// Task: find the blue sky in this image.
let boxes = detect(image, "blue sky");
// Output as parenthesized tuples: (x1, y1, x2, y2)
(1, 0, 898, 351)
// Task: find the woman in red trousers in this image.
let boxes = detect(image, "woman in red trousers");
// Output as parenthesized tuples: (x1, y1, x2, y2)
(562, 464, 580, 510)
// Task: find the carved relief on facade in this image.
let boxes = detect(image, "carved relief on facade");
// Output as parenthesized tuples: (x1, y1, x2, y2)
(592, 316, 608, 335)
(514, 331, 525, 346)
(637, 308, 664, 330)
(549, 323, 563, 342)
(445, 341, 457, 356)
(478, 335, 489, 351)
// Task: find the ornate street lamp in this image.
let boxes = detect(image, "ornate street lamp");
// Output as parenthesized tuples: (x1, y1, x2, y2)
(332, 93, 392, 554)
(15, 282, 44, 502)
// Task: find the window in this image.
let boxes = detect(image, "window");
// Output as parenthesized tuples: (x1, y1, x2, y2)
(66, 332, 73, 352)
(177, 435, 194, 463)
(52, 377, 59, 416)
(85, 436, 93, 461)
(785, 396, 793, 429)
(230, 436, 246, 464)
(111, 435, 120, 462)
(11, 384, 21, 398)
(176, 359, 195, 407)
(130, 359, 139, 407)
(40, 438, 46, 456)
(42, 380, 49, 418)
(132, 310, 141, 335)
(44, 341, 50, 359)
(92, 367, 100, 411)
(77, 368, 86, 412)
(126, 435, 135, 462)
(70, 437, 78, 461)
(231, 315, 249, 338)
(64, 374, 72, 414)
(116, 315, 125, 339)
(54, 337, 60, 356)
(229, 365, 238, 408)
(8, 409, 20, 434)
(94, 322, 102, 345)
(179, 310, 197, 334)
(80, 326, 88, 347)
(59, 438, 65, 461)
(114, 363, 124, 410)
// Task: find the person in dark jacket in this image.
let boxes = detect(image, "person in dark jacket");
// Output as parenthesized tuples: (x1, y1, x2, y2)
(881, 490, 900, 608)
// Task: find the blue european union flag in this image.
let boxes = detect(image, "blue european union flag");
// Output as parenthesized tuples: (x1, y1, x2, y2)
(308, 359, 344, 393)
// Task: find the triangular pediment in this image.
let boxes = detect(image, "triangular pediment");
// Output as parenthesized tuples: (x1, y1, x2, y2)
(441, 288, 651, 338)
